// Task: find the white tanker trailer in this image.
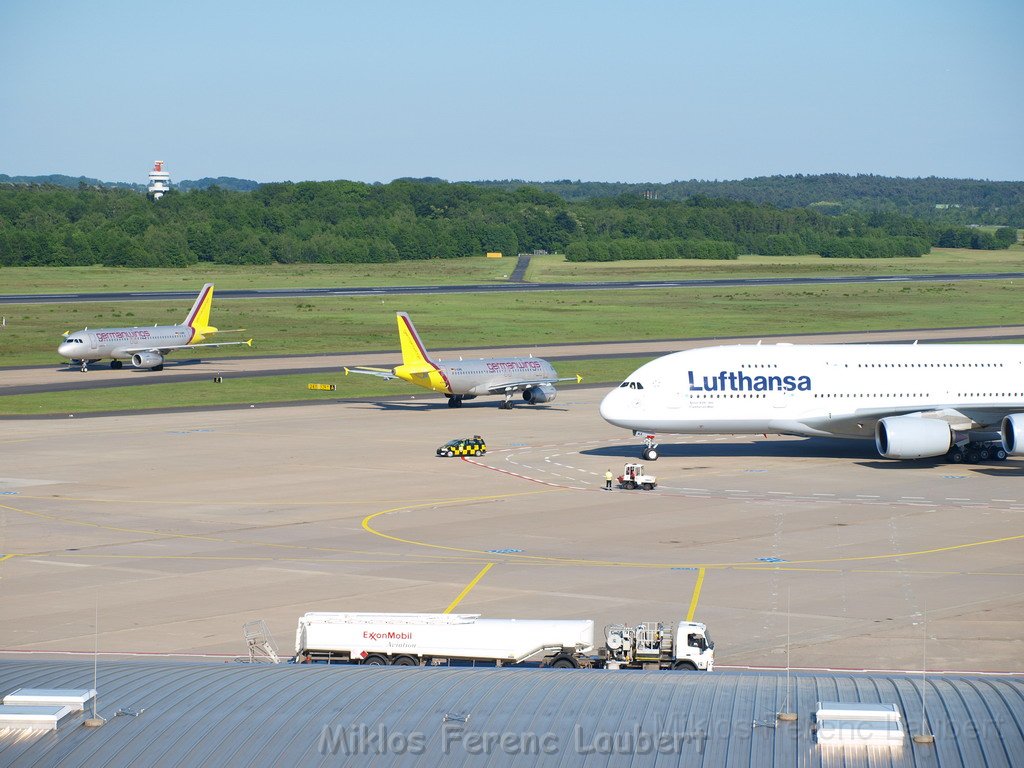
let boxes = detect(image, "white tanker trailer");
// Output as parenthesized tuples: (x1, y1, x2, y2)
(292, 612, 714, 671)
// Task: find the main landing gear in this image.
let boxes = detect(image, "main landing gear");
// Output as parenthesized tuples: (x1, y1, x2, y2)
(499, 392, 515, 410)
(947, 442, 1008, 464)
(639, 433, 659, 461)
(446, 395, 464, 408)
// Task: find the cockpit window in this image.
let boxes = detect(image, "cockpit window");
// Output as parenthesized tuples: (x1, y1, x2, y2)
(619, 381, 629, 387)
(635, 382, 644, 390)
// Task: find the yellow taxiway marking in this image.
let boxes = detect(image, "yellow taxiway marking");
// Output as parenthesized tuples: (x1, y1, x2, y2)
(444, 563, 495, 614)
(686, 568, 706, 621)
(362, 503, 1024, 569)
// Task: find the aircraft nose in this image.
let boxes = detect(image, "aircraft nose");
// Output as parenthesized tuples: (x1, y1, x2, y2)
(599, 387, 628, 427)
(57, 342, 72, 357)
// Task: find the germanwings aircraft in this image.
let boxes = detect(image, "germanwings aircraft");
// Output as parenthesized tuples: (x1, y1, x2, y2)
(345, 312, 579, 409)
(57, 283, 252, 372)
(600, 342, 1024, 463)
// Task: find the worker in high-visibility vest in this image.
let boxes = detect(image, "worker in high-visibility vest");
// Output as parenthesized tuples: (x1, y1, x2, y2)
(604, 469, 613, 490)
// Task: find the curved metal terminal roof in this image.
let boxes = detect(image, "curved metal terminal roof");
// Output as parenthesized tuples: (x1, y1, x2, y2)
(0, 660, 1021, 767)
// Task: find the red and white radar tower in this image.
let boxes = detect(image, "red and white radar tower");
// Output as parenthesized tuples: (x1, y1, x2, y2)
(147, 160, 171, 200)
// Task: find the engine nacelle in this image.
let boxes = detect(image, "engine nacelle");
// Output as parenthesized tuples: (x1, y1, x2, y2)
(875, 416, 953, 459)
(132, 351, 164, 369)
(1001, 413, 1024, 455)
(522, 384, 557, 404)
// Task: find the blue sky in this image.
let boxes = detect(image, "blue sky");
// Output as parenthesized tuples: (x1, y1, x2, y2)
(2, 0, 1022, 184)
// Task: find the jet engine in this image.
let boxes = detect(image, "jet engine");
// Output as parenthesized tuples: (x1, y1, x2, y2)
(522, 384, 557, 404)
(132, 351, 164, 369)
(874, 416, 953, 459)
(1001, 413, 1024, 455)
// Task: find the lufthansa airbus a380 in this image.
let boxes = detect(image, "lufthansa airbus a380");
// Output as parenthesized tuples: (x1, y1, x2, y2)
(57, 283, 252, 372)
(345, 312, 579, 409)
(600, 342, 1024, 463)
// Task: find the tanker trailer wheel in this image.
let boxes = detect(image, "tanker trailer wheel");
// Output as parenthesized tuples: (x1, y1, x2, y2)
(550, 655, 579, 669)
(392, 656, 417, 666)
(363, 654, 388, 666)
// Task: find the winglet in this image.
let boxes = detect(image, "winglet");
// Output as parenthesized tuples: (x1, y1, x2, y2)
(245, 338, 253, 346)
(344, 367, 350, 376)
(576, 374, 583, 384)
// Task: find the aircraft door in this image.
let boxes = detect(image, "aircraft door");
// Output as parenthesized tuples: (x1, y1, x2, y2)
(88, 332, 99, 351)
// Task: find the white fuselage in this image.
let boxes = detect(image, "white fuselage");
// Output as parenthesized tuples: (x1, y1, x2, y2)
(57, 325, 192, 362)
(600, 343, 1024, 439)
(440, 357, 559, 396)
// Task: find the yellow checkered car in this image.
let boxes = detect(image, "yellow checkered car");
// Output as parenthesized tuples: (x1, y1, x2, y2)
(437, 436, 487, 457)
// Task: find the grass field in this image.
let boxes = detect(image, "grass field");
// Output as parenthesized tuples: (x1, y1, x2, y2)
(0, 358, 638, 415)
(0, 259, 516, 293)
(0, 245, 1020, 295)
(526, 247, 1024, 282)
(2, 280, 1021, 368)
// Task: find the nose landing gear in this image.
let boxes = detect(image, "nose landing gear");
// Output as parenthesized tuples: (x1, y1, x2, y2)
(638, 433, 659, 461)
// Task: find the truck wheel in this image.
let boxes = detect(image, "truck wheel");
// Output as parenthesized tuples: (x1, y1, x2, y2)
(642, 482, 654, 491)
(392, 656, 417, 666)
(363, 654, 388, 666)
(550, 656, 578, 669)
(672, 661, 697, 671)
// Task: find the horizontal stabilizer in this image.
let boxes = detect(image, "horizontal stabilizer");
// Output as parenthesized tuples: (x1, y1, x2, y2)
(345, 366, 399, 380)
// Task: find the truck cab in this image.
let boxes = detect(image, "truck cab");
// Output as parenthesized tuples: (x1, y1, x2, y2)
(603, 620, 714, 670)
(675, 621, 714, 671)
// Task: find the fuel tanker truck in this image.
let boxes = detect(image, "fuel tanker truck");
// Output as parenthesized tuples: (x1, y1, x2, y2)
(292, 612, 714, 671)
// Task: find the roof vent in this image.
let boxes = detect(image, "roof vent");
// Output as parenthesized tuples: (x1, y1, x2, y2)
(0, 705, 75, 732)
(0, 689, 97, 732)
(4, 688, 96, 711)
(815, 701, 904, 747)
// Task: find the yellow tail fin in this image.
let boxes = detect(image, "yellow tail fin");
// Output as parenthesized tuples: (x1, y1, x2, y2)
(184, 283, 217, 338)
(396, 312, 435, 373)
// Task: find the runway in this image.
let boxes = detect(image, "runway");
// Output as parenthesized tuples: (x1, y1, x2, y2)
(4, 324, 1024, 399)
(3, 270, 1024, 305)
(0, 388, 1020, 672)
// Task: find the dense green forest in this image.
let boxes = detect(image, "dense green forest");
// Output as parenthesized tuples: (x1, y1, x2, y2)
(6, 172, 1023, 226)
(475, 175, 1024, 228)
(0, 180, 1015, 267)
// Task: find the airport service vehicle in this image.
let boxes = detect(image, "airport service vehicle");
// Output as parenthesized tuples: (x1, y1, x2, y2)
(617, 462, 657, 490)
(601, 342, 1024, 463)
(57, 283, 252, 372)
(436, 436, 487, 457)
(344, 312, 580, 409)
(293, 612, 714, 670)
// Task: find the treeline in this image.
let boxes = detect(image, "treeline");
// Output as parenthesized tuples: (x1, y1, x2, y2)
(0, 180, 1015, 267)
(566, 239, 739, 261)
(473, 174, 1024, 228)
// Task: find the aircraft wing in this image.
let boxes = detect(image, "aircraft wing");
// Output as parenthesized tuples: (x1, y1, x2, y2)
(344, 366, 399, 381)
(484, 374, 582, 394)
(818, 406, 1011, 436)
(121, 339, 254, 354)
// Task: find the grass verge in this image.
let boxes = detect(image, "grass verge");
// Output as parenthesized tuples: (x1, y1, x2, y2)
(0, 358, 642, 416)
(1, 280, 1020, 367)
